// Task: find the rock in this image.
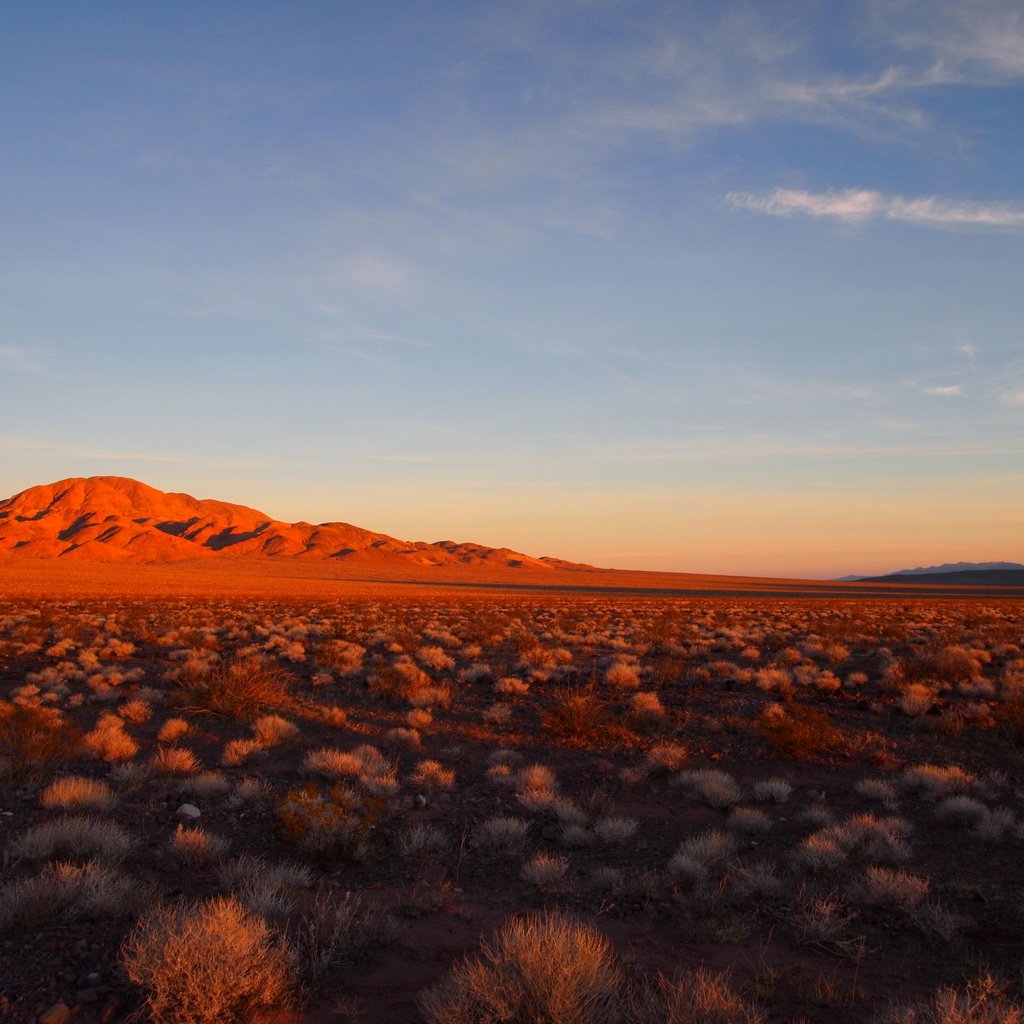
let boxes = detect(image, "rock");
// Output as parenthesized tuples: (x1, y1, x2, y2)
(414, 794, 427, 809)
(176, 803, 201, 820)
(38, 1003, 71, 1024)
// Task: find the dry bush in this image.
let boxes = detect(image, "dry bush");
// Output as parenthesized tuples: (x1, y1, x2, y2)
(175, 656, 298, 721)
(409, 759, 456, 791)
(668, 829, 736, 883)
(0, 860, 150, 931)
(276, 782, 389, 862)
(168, 825, 231, 867)
(521, 851, 569, 889)
(151, 746, 202, 776)
(82, 713, 139, 762)
(292, 891, 400, 995)
(898, 683, 935, 717)
(157, 718, 190, 743)
(1000, 695, 1024, 746)
(879, 975, 1022, 1024)
(420, 910, 621, 1024)
(676, 769, 743, 809)
(625, 966, 765, 1024)
(726, 807, 771, 835)
(118, 699, 153, 724)
(540, 688, 614, 744)
(0, 703, 79, 778)
(221, 738, 263, 767)
(757, 702, 841, 760)
(121, 895, 296, 1024)
(594, 815, 638, 844)
(646, 742, 689, 774)
(751, 778, 792, 803)
(399, 824, 448, 858)
(901, 764, 975, 799)
(40, 776, 117, 812)
(252, 715, 299, 747)
(13, 815, 134, 863)
(849, 866, 929, 910)
(472, 816, 530, 855)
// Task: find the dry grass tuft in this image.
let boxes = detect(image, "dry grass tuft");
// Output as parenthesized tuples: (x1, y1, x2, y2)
(39, 775, 117, 812)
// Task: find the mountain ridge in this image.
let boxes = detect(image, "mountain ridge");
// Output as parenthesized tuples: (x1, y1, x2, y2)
(0, 476, 590, 571)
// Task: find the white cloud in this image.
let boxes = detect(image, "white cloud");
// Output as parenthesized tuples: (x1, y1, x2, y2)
(958, 341, 978, 358)
(332, 251, 420, 299)
(0, 346, 49, 375)
(1001, 389, 1024, 405)
(727, 188, 1024, 230)
(920, 385, 963, 396)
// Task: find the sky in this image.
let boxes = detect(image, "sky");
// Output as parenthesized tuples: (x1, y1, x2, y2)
(2, 0, 1023, 579)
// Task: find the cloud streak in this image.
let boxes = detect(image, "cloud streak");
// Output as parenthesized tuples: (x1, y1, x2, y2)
(727, 188, 1024, 230)
(0, 346, 51, 375)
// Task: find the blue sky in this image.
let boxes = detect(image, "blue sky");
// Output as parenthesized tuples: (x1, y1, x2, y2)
(2, 1, 1022, 577)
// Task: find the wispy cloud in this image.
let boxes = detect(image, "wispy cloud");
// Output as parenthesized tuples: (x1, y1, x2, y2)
(1001, 389, 1024, 406)
(331, 251, 420, 300)
(0, 346, 51, 375)
(727, 188, 1024, 230)
(919, 384, 963, 396)
(0, 438, 185, 463)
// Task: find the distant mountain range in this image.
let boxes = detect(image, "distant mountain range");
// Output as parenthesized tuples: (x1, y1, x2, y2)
(0, 476, 590, 572)
(839, 562, 1024, 585)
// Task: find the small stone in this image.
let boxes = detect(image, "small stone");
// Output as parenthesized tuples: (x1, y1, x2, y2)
(414, 794, 427, 809)
(176, 803, 201, 820)
(38, 1002, 71, 1024)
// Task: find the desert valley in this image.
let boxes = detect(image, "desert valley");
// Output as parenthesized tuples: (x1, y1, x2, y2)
(1, 478, 1023, 1024)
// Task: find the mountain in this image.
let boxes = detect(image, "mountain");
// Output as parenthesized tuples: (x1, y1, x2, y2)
(842, 561, 1024, 584)
(0, 476, 590, 571)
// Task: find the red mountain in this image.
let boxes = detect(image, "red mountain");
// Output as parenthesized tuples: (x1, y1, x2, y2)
(0, 476, 588, 571)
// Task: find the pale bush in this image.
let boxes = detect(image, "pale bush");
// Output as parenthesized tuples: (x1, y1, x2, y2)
(626, 966, 765, 1023)
(40, 776, 116, 812)
(420, 910, 621, 1024)
(901, 764, 975, 799)
(472, 816, 530, 854)
(677, 769, 743, 809)
(855, 778, 898, 808)
(935, 795, 989, 828)
(13, 815, 134, 863)
(594, 815, 638, 844)
(120, 895, 296, 1024)
(186, 771, 232, 798)
(668, 829, 736, 882)
(399, 824, 448, 858)
(850, 866, 929, 909)
(751, 778, 791, 803)
(0, 860, 150, 931)
(522, 852, 569, 889)
(726, 807, 771, 835)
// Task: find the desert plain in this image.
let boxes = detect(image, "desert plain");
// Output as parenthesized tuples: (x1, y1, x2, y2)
(2, 482, 1024, 1024)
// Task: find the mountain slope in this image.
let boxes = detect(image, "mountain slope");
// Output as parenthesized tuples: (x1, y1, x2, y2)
(0, 476, 588, 571)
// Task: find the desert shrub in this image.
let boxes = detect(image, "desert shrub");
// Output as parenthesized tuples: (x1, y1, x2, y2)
(221, 738, 263, 766)
(751, 778, 792, 803)
(540, 688, 614, 744)
(521, 851, 569, 889)
(175, 656, 298, 721)
(292, 891, 400, 995)
(252, 715, 299, 747)
(898, 683, 935, 717)
(151, 746, 202, 776)
(850, 866, 929, 909)
(726, 807, 771, 835)
(13, 815, 134, 863)
(40, 776, 117, 812)
(855, 778, 898, 808)
(420, 910, 621, 1024)
(472, 816, 531, 855)
(757, 702, 841, 760)
(606, 660, 642, 688)
(901, 764, 975, 799)
(0, 860, 150, 931)
(168, 825, 230, 867)
(118, 699, 152, 724)
(0, 703, 78, 777)
(676, 769, 742, 809)
(646, 742, 689, 773)
(668, 829, 737, 883)
(594, 815, 638, 844)
(625, 966, 765, 1024)
(409, 759, 456, 791)
(1001, 695, 1024, 746)
(879, 975, 1022, 1023)
(82, 712, 139, 762)
(157, 717, 190, 743)
(399, 824, 448, 858)
(121, 895, 296, 1024)
(276, 782, 388, 862)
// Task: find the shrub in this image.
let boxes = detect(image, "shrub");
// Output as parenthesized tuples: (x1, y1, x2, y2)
(646, 742, 689, 773)
(13, 815, 134, 863)
(82, 713, 139, 762)
(850, 866, 929, 910)
(409, 759, 456, 791)
(0, 860, 150, 931)
(157, 718, 190, 743)
(120, 895, 296, 1024)
(540, 688, 614, 744)
(472, 816, 530, 855)
(252, 715, 299, 747)
(751, 778, 792, 803)
(0, 703, 79, 778)
(168, 825, 231, 867)
(40, 776, 117, 812)
(879, 975, 1022, 1024)
(151, 746, 202, 776)
(521, 852, 569, 889)
(757, 702, 841, 760)
(420, 910, 621, 1024)
(292, 891, 400, 996)
(676, 769, 742, 809)
(175, 656, 298, 721)
(626, 966, 765, 1024)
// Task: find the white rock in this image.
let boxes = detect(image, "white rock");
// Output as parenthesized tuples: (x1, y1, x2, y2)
(176, 803, 201, 820)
